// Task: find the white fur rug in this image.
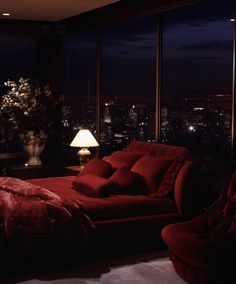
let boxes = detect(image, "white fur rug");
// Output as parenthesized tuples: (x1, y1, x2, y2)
(17, 251, 187, 284)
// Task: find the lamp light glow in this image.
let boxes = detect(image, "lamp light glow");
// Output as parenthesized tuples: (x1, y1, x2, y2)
(70, 129, 99, 167)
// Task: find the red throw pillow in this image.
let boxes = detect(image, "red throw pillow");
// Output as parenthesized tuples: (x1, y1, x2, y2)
(79, 157, 113, 178)
(104, 151, 144, 170)
(155, 159, 185, 198)
(131, 155, 173, 194)
(216, 198, 236, 232)
(72, 175, 116, 197)
(109, 167, 146, 195)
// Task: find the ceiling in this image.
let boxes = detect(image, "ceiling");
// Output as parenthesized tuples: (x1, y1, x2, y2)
(0, 0, 120, 22)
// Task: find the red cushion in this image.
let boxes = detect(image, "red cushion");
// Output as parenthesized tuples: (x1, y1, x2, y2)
(123, 141, 195, 160)
(79, 158, 113, 178)
(154, 159, 185, 198)
(29, 176, 178, 221)
(174, 161, 198, 218)
(109, 167, 147, 195)
(104, 151, 144, 169)
(216, 196, 236, 233)
(131, 155, 173, 194)
(72, 175, 116, 197)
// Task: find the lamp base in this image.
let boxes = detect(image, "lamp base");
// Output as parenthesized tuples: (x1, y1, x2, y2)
(78, 147, 91, 168)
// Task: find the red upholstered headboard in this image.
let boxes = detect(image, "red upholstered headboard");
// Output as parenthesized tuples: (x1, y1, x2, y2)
(122, 141, 196, 161)
(122, 141, 201, 218)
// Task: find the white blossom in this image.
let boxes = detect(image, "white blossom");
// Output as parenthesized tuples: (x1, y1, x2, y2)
(0, 77, 61, 133)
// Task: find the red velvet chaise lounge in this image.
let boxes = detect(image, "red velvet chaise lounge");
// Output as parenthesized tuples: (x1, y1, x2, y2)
(0, 141, 201, 267)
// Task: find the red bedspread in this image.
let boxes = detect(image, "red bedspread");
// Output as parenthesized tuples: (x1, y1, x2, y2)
(28, 176, 177, 221)
(0, 177, 95, 259)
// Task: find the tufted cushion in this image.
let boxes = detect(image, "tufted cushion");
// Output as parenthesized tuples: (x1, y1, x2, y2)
(123, 141, 195, 160)
(155, 159, 185, 198)
(131, 155, 173, 194)
(104, 151, 144, 170)
(109, 167, 147, 195)
(72, 174, 116, 197)
(173, 161, 199, 218)
(79, 158, 113, 178)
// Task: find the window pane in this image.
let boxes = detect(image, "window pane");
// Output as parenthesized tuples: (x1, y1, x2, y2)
(61, 31, 96, 163)
(0, 35, 38, 153)
(161, 1, 234, 157)
(101, 16, 157, 156)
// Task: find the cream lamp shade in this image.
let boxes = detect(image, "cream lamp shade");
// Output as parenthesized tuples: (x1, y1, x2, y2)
(70, 129, 99, 167)
(70, 129, 99, 148)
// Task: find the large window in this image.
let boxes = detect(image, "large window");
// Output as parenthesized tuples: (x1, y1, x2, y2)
(61, 31, 96, 163)
(161, 1, 234, 157)
(0, 35, 38, 153)
(100, 16, 157, 156)
(0, 1, 235, 174)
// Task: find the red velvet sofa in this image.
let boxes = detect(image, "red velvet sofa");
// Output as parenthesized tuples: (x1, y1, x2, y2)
(29, 141, 201, 255)
(0, 141, 201, 268)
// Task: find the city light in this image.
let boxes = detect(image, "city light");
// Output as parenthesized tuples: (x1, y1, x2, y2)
(193, 107, 204, 111)
(188, 126, 195, 132)
(61, 90, 231, 157)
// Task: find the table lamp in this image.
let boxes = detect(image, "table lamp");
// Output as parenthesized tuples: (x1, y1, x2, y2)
(70, 129, 99, 168)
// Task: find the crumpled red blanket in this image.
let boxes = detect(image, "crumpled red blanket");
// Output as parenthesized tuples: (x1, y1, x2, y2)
(0, 177, 95, 255)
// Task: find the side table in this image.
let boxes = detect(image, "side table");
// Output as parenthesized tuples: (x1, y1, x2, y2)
(6, 165, 49, 180)
(64, 165, 82, 176)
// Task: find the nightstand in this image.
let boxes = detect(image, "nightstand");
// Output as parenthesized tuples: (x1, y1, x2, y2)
(64, 165, 82, 176)
(7, 165, 49, 180)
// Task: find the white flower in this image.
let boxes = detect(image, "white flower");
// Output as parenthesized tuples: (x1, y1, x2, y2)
(0, 77, 60, 133)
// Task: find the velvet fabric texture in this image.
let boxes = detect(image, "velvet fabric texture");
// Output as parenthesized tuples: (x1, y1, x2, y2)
(131, 155, 173, 194)
(79, 157, 113, 178)
(162, 216, 236, 284)
(154, 159, 185, 198)
(72, 174, 116, 197)
(123, 141, 196, 161)
(104, 151, 144, 169)
(109, 167, 146, 195)
(161, 171, 236, 284)
(28, 176, 177, 221)
(173, 161, 199, 218)
(0, 177, 95, 266)
(25, 141, 200, 258)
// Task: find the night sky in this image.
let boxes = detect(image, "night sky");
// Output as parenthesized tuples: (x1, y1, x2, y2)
(61, 0, 234, 102)
(0, 0, 234, 101)
(0, 35, 37, 94)
(162, 0, 234, 98)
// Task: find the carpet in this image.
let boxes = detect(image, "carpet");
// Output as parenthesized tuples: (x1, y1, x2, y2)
(2, 250, 187, 284)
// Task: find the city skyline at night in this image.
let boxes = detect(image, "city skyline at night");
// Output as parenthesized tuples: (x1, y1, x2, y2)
(0, 0, 234, 160)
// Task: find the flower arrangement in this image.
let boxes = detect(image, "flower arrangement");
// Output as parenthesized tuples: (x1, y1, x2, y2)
(0, 78, 61, 136)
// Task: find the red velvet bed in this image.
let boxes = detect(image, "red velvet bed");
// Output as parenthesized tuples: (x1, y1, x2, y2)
(0, 141, 201, 268)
